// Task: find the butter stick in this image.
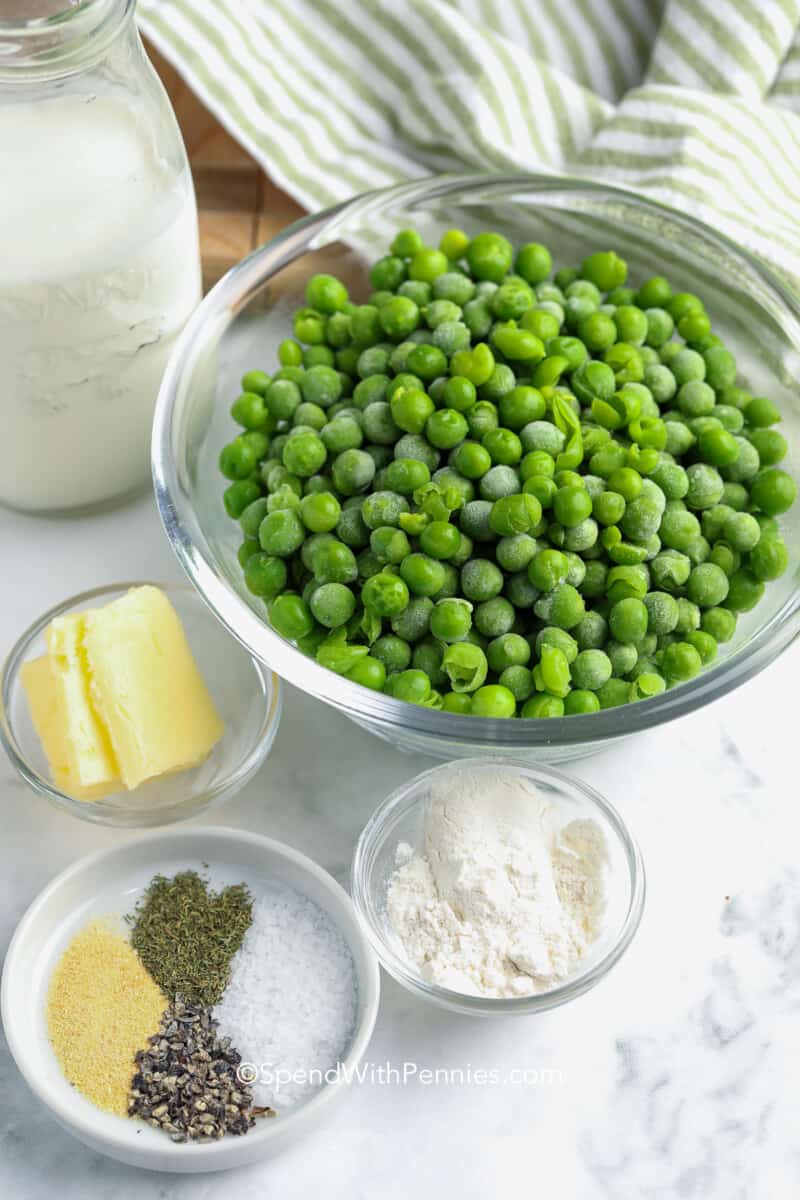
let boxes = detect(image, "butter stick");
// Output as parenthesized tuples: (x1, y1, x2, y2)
(21, 653, 118, 801)
(82, 586, 224, 790)
(45, 614, 120, 797)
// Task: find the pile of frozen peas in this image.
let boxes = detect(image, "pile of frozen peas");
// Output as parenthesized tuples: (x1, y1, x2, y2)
(219, 228, 796, 719)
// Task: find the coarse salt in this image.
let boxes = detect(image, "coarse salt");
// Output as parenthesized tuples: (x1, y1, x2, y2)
(214, 884, 357, 1109)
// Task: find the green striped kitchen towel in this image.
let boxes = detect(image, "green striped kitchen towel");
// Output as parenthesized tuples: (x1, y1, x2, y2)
(139, 0, 800, 290)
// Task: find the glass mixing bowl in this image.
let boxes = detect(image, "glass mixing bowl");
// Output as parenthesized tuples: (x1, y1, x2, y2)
(351, 758, 645, 1016)
(152, 173, 800, 762)
(0, 583, 281, 826)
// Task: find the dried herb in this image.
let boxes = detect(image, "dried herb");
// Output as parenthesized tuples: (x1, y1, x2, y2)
(128, 997, 276, 1142)
(127, 871, 252, 1006)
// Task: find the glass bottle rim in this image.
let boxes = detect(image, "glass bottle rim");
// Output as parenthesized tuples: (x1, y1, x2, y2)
(0, 0, 134, 79)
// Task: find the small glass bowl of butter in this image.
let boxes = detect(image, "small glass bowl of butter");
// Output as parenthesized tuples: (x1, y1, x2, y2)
(0, 583, 281, 827)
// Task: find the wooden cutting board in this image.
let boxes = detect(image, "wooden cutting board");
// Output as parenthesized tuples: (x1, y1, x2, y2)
(146, 41, 305, 291)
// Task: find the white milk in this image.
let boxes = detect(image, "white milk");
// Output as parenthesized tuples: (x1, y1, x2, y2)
(0, 93, 201, 512)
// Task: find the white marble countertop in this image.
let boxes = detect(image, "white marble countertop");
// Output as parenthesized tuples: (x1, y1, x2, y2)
(1, 491, 797, 1200)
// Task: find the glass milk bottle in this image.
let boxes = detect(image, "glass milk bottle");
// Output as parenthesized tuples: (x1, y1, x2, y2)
(0, 0, 201, 513)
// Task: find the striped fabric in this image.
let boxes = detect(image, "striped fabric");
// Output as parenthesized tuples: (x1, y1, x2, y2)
(139, 0, 800, 290)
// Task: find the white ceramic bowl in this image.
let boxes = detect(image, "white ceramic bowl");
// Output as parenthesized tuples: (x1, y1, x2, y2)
(1, 826, 380, 1173)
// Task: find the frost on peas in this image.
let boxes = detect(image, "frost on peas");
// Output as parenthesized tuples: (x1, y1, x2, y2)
(557, 519, 595, 557)
(411, 638, 447, 688)
(394, 434, 440, 473)
(433, 271, 476, 306)
(573, 611, 608, 650)
(620, 496, 662, 542)
(462, 298, 493, 339)
(643, 591, 679, 635)
(361, 490, 410, 530)
(607, 641, 639, 677)
(722, 438, 760, 484)
(534, 583, 585, 630)
(520, 421, 567, 456)
(221, 229, 796, 714)
(685, 463, 724, 510)
(312, 540, 358, 585)
(507, 571, 539, 609)
(499, 664, 535, 702)
(432, 321, 471, 356)
(563, 551, 587, 587)
(474, 597, 516, 638)
(495, 533, 539, 572)
(391, 596, 434, 643)
(461, 557, 504, 602)
(570, 649, 613, 691)
(480, 466, 521, 503)
(460, 500, 497, 543)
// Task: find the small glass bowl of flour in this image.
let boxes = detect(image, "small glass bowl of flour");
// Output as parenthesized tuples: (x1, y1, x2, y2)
(351, 759, 644, 1016)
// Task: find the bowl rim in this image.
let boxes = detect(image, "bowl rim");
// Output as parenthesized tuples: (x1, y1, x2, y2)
(152, 170, 800, 748)
(350, 756, 646, 1016)
(0, 823, 381, 1170)
(0, 580, 282, 825)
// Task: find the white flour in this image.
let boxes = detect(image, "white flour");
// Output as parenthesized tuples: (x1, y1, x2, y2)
(386, 769, 609, 998)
